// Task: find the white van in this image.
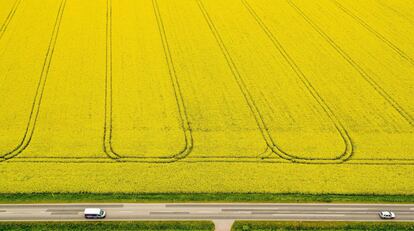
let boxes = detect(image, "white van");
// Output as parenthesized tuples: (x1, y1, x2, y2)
(84, 208, 106, 219)
(379, 211, 395, 219)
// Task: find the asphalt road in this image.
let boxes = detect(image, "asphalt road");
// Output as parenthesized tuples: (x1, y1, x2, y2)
(1, 203, 414, 222)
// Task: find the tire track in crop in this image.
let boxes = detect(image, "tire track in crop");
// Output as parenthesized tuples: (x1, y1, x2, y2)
(0, 0, 22, 40)
(331, 0, 414, 67)
(185, 148, 275, 161)
(197, 0, 353, 164)
(103, 0, 119, 160)
(201, 0, 345, 161)
(157, 0, 270, 160)
(0, 0, 66, 162)
(7, 157, 287, 163)
(103, 0, 193, 162)
(3, 147, 280, 163)
(7, 155, 414, 164)
(241, 0, 353, 163)
(288, 0, 413, 127)
(376, 0, 414, 27)
(283, 0, 413, 163)
(7, 159, 414, 164)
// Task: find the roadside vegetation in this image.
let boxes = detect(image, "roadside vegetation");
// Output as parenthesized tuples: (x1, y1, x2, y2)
(232, 221, 414, 231)
(0, 221, 214, 231)
(1, 193, 414, 204)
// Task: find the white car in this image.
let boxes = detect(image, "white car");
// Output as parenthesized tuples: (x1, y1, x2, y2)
(379, 211, 395, 219)
(84, 208, 106, 219)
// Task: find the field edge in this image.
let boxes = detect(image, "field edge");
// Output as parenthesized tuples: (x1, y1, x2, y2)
(231, 221, 414, 231)
(0, 221, 214, 231)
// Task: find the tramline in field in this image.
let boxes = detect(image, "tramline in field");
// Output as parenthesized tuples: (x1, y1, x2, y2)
(0, 0, 413, 194)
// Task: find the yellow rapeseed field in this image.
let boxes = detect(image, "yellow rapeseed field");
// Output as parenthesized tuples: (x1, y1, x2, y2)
(0, 0, 413, 193)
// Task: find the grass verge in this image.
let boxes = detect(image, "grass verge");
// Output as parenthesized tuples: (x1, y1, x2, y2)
(231, 221, 414, 230)
(0, 193, 414, 203)
(0, 221, 214, 231)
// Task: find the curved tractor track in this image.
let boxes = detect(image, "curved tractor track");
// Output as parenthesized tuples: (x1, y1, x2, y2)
(197, 0, 354, 164)
(7, 0, 412, 165)
(103, 0, 193, 163)
(0, 0, 67, 162)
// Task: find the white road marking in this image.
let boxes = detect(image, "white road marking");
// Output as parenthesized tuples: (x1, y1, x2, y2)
(328, 207, 368, 210)
(272, 214, 346, 217)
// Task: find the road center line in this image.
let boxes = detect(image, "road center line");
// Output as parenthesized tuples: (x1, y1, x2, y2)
(328, 208, 368, 210)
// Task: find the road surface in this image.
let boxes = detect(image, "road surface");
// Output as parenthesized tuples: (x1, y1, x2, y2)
(1, 203, 414, 222)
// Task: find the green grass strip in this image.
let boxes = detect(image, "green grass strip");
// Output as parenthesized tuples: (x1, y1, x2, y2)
(0, 221, 214, 231)
(0, 193, 414, 203)
(232, 221, 414, 231)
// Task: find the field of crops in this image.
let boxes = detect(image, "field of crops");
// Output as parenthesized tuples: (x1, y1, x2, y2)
(0, 0, 413, 194)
